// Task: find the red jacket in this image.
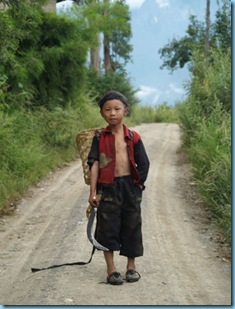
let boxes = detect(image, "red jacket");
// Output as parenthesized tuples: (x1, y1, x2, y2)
(88, 124, 150, 186)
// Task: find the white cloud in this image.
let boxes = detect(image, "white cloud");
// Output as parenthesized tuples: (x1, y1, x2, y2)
(155, 0, 169, 8)
(179, 8, 193, 20)
(135, 84, 185, 106)
(136, 85, 161, 105)
(125, 0, 145, 9)
(153, 16, 158, 23)
(56, 0, 74, 13)
(126, 0, 169, 10)
(169, 83, 185, 95)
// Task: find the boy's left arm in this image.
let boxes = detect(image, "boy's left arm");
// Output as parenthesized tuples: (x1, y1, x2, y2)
(134, 139, 150, 189)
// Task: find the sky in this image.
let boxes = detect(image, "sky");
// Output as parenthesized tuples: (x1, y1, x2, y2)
(124, 0, 220, 106)
(57, 0, 221, 106)
(126, 0, 169, 9)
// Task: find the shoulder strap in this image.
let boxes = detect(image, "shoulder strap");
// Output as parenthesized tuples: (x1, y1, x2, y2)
(128, 129, 140, 144)
(94, 129, 102, 139)
(31, 246, 96, 273)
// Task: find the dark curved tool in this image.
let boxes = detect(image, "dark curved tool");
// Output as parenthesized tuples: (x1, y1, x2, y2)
(87, 207, 109, 251)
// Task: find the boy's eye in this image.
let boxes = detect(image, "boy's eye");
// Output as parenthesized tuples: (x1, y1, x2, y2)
(104, 107, 122, 112)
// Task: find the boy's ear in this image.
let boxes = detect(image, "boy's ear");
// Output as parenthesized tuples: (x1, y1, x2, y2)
(124, 107, 129, 116)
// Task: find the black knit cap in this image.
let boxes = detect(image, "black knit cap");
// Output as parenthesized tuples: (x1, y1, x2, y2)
(98, 91, 129, 108)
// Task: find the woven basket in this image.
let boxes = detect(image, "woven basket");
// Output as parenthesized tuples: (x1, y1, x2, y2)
(76, 128, 101, 185)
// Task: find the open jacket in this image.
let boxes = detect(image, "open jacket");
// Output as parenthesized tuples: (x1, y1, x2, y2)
(87, 124, 150, 188)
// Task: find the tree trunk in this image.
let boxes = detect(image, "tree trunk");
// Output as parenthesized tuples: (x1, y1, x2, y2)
(103, 34, 112, 73)
(90, 33, 101, 75)
(205, 0, 210, 62)
(43, 0, 56, 12)
(103, 0, 112, 73)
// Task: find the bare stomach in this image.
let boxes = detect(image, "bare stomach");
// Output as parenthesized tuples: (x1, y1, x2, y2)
(114, 171, 131, 177)
(114, 161, 131, 177)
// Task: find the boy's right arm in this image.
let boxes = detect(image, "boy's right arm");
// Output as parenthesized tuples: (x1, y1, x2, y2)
(88, 160, 100, 207)
(87, 135, 100, 207)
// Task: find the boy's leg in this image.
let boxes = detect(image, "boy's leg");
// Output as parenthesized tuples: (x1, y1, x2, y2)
(127, 257, 136, 271)
(126, 257, 141, 282)
(104, 251, 116, 275)
(104, 251, 124, 285)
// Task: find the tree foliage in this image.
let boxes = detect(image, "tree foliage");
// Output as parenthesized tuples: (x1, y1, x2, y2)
(211, 0, 231, 50)
(69, 0, 136, 106)
(77, 0, 132, 72)
(101, 0, 132, 70)
(158, 0, 231, 72)
(87, 68, 139, 107)
(0, 0, 89, 109)
(72, 0, 132, 73)
(158, 15, 205, 71)
(0, 0, 137, 111)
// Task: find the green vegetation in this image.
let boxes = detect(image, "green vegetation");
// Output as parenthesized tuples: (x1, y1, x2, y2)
(170, 0, 231, 242)
(126, 103, 179, 126)
(176, 48, 231, 242)
(0, 98, 105, 213)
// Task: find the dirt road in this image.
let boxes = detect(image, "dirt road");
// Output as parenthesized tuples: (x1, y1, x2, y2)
(0, 123, 231, 305)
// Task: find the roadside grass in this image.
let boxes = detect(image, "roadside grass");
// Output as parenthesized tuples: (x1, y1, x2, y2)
(0, 97, 104, 214)
(188, 114, 231, 241)
(177, 101, 231, 243)
(176, 49, 231, 244)
(127, 103, 179, 125)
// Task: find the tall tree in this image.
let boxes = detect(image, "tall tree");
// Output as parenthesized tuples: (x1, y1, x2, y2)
(109, 0, 132, 71)
(103, 0, 112, 72)
(205, 0, 210, 62)
(90, 32, 101, 75)
(43, 0, 56, 12)
(87, 0, 101, 75)
(101, 0, 132, 73)
(212, 0, 231, 50)
(71, 0, 132, 76)
(77, 0, 132, 74)
(71, 0, 101, 74)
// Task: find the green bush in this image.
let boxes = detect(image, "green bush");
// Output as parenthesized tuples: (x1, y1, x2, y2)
(154, 103, 179, 123)
(188, 110, 231, 240)
(186, 48, 231, 118)
(178, 46, 231, 242)
(0, 93, 107, 214)
(35, 14, 88, 108)
(128, 103, 179, 125)
(0, 110, 46, 210)
(0, 3, 90, 110)
(87, 69, 139, 108)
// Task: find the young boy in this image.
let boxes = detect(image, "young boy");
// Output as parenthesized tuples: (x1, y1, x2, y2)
(87, 91, 150, 285)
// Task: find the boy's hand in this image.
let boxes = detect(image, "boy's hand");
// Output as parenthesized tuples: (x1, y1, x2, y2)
(88, 194, 101, 207)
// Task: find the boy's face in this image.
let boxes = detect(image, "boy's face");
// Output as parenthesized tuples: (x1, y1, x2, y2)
(100, 99, 128, 126)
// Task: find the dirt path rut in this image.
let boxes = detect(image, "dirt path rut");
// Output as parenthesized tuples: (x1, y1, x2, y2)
(0, 123, 231, 305)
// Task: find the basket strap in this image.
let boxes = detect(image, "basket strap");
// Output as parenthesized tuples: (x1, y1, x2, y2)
(31, 246, 96, 273)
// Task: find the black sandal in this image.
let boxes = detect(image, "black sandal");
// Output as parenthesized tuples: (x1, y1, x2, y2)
(126, 269, 141, 282)
(107, 271, 124, 285)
